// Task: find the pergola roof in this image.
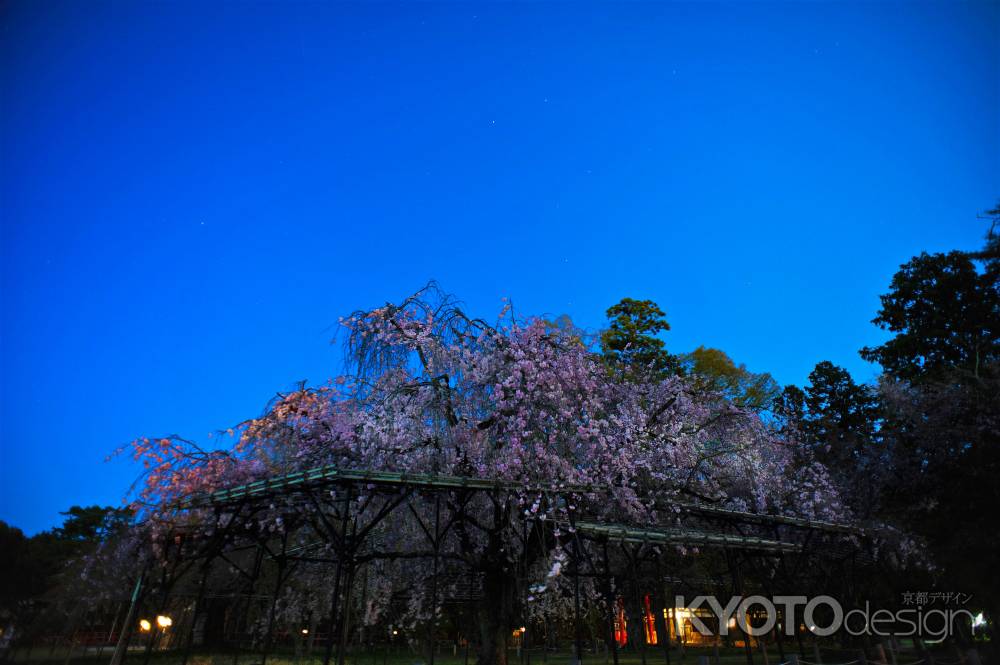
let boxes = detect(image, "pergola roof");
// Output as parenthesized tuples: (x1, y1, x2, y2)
(178, 463, 862, 541)
(569, 521, 803, 552)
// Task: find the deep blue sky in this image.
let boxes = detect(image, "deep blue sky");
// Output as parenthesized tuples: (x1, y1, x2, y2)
(2, 1, 997, 534)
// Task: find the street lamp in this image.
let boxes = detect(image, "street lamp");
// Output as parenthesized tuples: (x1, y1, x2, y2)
(156, 615, 173, 629)
(139, 619, 152, 632)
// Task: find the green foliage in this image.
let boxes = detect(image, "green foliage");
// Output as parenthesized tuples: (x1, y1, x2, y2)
(801, 361, 881, 458)
(860, 210, 1000, 611)
(0, 522, 49, 621)
(600, 298, 677, 379)
(780, 362, 882, 519)
(968, 201, 1000, 280)
(860, 250, 999, 382)
(539, 314, 590, 348)
(774, 384, 806, 432)
(0, 506, 132, 634)
(53, 505, 131, 543)
(679, 346, 780, 411)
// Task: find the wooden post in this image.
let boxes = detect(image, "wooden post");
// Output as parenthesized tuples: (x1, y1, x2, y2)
(109, 571, 145, 665)
(886, 638, 898, 665)
(602, 542, 619, 665)
(322, 486, 353, 665)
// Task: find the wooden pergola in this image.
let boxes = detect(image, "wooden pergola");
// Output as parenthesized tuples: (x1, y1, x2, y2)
(109, 465, 866, 665)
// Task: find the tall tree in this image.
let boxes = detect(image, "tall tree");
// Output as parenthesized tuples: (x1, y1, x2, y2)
(0, 506, 132, 644)
(863, 212, 1000, 618)
(680, 346, 780, 412)
(860, 250, 999, 381)
(52, 506, 131, 545)
(774, 384, 806, 434)
(968, 201, 1000, 281)
(801, 362, 881, 465)
(0, 522, 48, 632)
(600, 298, 677, 378)
(778, 362, 883, 519)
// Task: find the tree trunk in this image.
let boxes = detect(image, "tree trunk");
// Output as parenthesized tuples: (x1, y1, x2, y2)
(477, 566, 513, 665)
(202, 598, 229, 650)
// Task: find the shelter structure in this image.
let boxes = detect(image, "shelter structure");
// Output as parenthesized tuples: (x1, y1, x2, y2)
(108, 466, 866, 665)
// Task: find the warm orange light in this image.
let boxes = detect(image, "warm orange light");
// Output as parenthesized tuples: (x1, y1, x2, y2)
(156, 615, 172, 629)
(643, 595, 658, 645)
(139, 619, 152, 632)
(614, 598, 628, 647)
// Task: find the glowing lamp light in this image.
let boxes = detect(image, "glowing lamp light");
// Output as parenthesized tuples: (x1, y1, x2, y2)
(973, 613, 985, 632)
(302, 629, 309, 635)
(392, 630, 398, 636)
(156, 615, 173, 629)
(139, 619, 152, 632)
(520, 627, 527, 633)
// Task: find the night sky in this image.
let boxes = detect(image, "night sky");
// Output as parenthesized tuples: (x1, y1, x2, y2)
(2, 1, 997, 534)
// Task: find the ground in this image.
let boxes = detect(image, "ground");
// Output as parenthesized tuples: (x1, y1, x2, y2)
(2, 643, 943, 665)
